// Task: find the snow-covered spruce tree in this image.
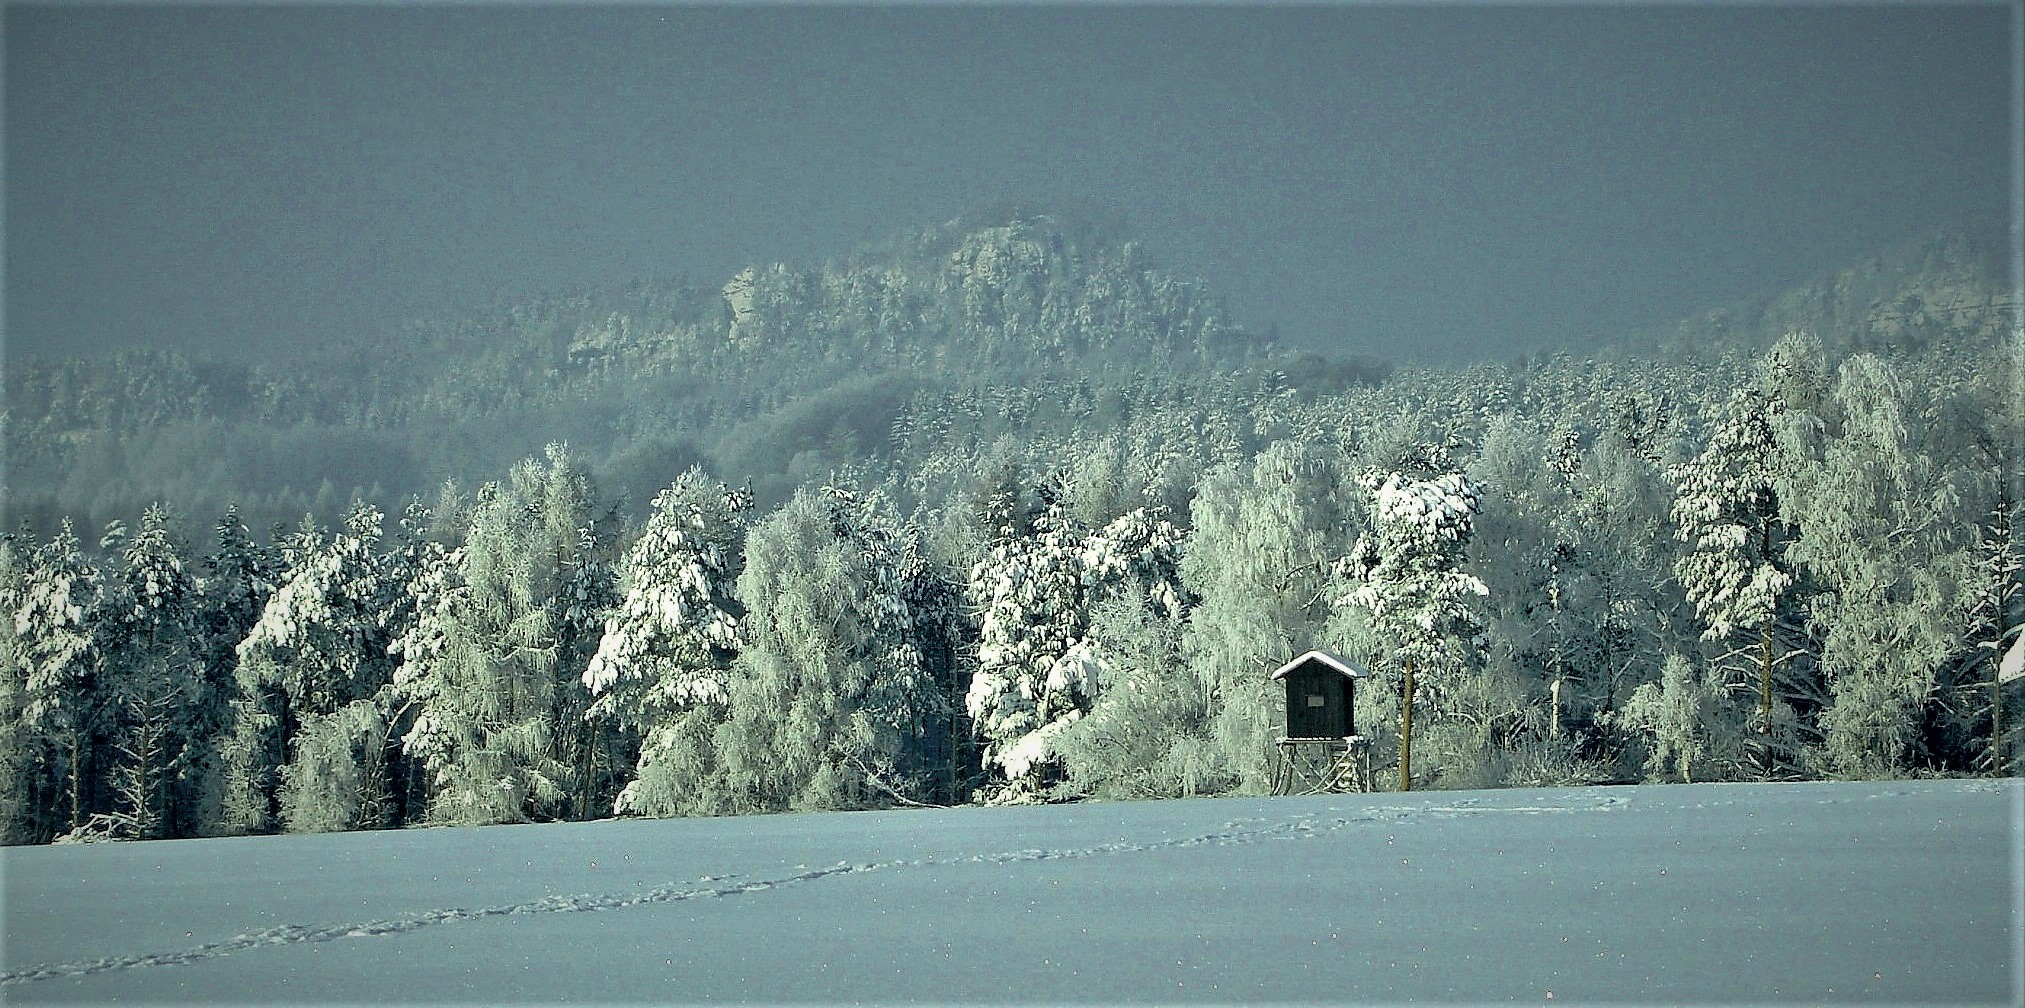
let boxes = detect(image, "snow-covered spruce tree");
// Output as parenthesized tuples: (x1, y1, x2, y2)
(964, 481, 1091, 801)
(391, 447, 614, 826)
(558, 519, 620, 817)
(262, 505, 437, 837)
(1964, 501, 2022, 774)
(1043, 507, 1190, 799)
(1791, 355, 1969, 777)
(1335, 464, 1489, 792)
(96, 505, 205, 839)
(1669, 386, 1808, 774)
(581, 468, 747, 817)
(186, 504, 280, 836)
(225, 503, 402, 833)
(12, 520, 105, 834)
(1178, 441, 1353, 794)
(0, 528, 56, 843)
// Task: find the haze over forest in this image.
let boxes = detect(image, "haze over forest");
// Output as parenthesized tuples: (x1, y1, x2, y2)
(5, 4, 2010, 364)
(0, 5, 2020, 846)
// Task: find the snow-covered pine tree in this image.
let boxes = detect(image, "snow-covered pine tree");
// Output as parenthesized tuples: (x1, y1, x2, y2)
(1335, 463, 1489, 791)
(218, 515, 322, 833)
(12, 520, 105, 834)
(964, 483, 1089, 800)
(96, 504, 205, 839)
(1669, 385, 1808, 772)
(558, 519, 620, 817)
(581, 468, 747, 816)
(1043, 505, 1191, 799)
(187, 504, 280, 835)
(0, 527, 55, 843)
(291, 500, 438, 833)
(965, 469, 1189, 802)
(226, 503, 401, 833)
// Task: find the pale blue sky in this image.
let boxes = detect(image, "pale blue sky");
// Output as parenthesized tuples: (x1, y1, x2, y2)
(5, 3, 2010, 363)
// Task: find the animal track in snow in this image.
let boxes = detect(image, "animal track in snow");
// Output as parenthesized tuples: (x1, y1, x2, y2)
(2, 794, 1625, 986)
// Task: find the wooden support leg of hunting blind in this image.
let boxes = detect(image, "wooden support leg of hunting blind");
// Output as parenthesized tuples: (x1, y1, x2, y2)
(1271, 737, 1373, 795)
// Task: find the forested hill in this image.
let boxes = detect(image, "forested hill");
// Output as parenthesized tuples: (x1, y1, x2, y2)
(1, 211, 2020, 845)
(4, 214, 2010, 542)
(1637, 220, 2014, 359)
(4, 211, 1293, 535)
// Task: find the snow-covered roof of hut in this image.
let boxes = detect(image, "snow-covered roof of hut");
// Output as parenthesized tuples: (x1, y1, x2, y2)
(1269, 650, 1367, 681)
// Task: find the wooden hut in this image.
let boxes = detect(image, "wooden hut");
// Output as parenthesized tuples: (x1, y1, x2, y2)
(1271, 650, 1365, 740)
(1269, 650, 1375, 793)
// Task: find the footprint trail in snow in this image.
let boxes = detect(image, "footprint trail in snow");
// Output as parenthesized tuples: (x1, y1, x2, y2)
(2, 795, 1625, 986)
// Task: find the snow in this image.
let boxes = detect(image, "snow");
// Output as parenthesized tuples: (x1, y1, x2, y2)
(4, 780, 2018, 1004)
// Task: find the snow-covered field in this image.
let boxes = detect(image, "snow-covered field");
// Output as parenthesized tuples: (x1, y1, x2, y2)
(4, 780, 2019, 1005)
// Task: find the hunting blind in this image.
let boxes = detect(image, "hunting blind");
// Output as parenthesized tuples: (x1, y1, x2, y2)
(1269, 650, 1375, 794)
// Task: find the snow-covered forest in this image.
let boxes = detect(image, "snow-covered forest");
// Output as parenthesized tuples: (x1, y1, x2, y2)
(2, 214, 2020, 845)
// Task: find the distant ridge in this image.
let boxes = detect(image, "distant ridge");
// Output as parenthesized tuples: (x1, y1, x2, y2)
(1638, 219, 2014, 358)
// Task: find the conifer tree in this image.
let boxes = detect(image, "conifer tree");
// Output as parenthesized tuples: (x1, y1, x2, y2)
(13, 521, 104, 832)
(1045, 508, 1191, 799)
(581, 468, 748, 816)
(0, 528, 56, 843)
(392, 447, 612, 825)
(188, 504, 280, 835)
(1669, 386, 1807, 771)
(226, 503, 401, 832)
(959, 458, 1191, 801)
(1336, 464, 1489, 791)
(965, 482, 1091, 799)
(97, 505, 204, 838)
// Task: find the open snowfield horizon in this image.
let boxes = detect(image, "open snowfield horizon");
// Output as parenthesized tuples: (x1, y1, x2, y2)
(4, 779, 2020, 1005)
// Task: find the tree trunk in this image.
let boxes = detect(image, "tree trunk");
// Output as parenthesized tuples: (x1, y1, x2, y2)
(575, 716, 596, 820)
(67, 730, 83, 831)
(1759, 623, 1773, 734)
(1996, 648, 2006, 777)
(1550, 677, 1561, 739)
(1399, 659, 1414, 793)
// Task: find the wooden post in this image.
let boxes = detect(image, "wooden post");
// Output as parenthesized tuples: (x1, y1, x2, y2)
(1399, 658, 1415, 793)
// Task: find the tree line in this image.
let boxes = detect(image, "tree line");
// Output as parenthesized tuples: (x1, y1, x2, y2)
(3, 330, 2018, 844)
